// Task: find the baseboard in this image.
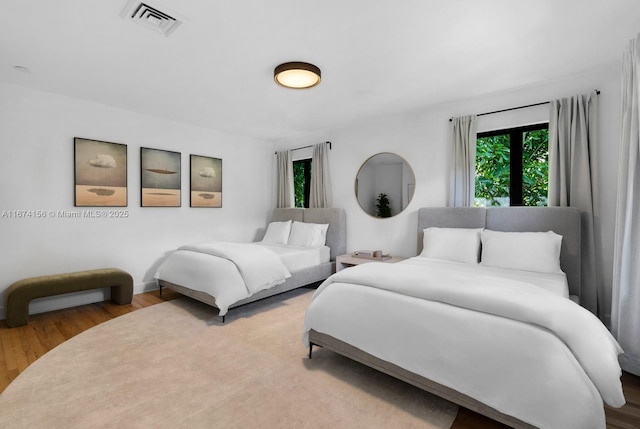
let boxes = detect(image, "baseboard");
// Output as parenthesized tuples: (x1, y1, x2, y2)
(136, 280, 159, 294)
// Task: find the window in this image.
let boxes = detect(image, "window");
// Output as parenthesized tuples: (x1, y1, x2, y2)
(293, 159, 311, 208)
(475, 123, 549, 207)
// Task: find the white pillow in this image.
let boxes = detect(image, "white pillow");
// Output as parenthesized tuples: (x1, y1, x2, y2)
(420, 227, 482, 263)
(262, 221, 292, 244)
(288, 221, 329, 247)
(480, 229, 563, 274)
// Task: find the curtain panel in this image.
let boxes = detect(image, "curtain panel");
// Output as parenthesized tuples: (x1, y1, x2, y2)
(309, 143, 332, 208)
(612, 33, 640, 376)
(449, 115, 477, 207)
(276, 150, 294, 208)
(548, 91, 600, 316)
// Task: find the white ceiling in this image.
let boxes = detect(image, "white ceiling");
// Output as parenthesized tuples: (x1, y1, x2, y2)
(2, 0, 639, 141)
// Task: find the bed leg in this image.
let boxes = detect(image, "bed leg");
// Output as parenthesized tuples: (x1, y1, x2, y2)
(308, 344, 313, 359)
(221, 315, 225, 323)
(159, 283, 162, 296)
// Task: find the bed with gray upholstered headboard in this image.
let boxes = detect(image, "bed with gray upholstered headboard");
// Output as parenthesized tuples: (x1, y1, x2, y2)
(304, 206, 623, 429)
(157, 207, 346, 320)
(417, 206, 582, 302)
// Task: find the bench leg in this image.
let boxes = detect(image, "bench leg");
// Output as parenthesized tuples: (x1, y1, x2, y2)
(5, 298, 30, 328)
(110, 283, 133, 305)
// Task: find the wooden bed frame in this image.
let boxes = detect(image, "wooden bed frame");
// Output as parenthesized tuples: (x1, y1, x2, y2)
(309, 206, 582, 429)
(159, 207, 346, 320)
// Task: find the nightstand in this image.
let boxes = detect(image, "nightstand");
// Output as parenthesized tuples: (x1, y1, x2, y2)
(336, 254, 406, 272)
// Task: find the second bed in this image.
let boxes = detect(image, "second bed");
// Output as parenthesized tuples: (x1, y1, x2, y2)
(156, 207, 346, 319)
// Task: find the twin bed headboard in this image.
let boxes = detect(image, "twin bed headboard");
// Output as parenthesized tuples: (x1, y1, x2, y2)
(417, 207, 582, 298)
(270, 208, 347, 261)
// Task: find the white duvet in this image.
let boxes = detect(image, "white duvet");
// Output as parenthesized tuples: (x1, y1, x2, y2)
(302, 257, 625, 429)
(178, 242, 291, 294)
(155, 242, 291, 315)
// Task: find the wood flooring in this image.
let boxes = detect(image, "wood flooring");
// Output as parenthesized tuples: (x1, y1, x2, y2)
(1, 290, 639, 429)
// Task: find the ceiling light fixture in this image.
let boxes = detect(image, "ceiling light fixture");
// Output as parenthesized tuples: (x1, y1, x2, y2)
(274, 62, 321, 89)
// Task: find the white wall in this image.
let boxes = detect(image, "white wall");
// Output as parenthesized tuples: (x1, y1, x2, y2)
(1, 65, 623, 323)
(0, 83, 273, 318)
(275, 65, 622, 324)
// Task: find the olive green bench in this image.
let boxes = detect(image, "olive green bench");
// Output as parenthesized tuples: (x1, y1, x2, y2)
(4, 268, 133, 328)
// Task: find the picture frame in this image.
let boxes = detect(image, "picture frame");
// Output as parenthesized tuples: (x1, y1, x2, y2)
(74, 137, 127, 207)
(190, 154, 222, 207)
(140, 147, 181, 207)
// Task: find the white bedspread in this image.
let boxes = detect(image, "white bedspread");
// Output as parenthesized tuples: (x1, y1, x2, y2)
(156, 242, 291, 316)
(303, 257, 625, 428)
(179, 242, 291, 294)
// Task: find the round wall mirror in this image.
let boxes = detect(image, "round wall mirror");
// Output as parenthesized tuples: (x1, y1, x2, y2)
(355, 152, 416, 218)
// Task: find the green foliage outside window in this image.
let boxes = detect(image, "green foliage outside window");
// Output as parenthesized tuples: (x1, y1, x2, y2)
(293, 161, 306, 208)
(475, 128, 548, 207)
(475, 135, 510, 206)
(521, 129, 549, 206)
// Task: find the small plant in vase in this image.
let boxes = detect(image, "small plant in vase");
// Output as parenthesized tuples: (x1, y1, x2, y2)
(376, 193, 392, 218)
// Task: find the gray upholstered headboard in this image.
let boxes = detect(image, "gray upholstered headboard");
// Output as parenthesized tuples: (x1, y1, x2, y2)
(270, 208, 347, 261)
(417, 207, 581, 298)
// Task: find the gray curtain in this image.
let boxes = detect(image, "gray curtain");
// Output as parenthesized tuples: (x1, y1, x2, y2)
(276, 150, 294, 208)
(309, 143, 332, 208)
(449, 115, 477, 207)
(612, 33, 640, 376)
(548, 91, 599, 315)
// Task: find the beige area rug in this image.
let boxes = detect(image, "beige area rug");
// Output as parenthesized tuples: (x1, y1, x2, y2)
(0, 289, 458, 428)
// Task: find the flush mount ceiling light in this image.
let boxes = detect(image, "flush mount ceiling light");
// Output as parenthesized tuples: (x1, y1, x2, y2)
(274, 62, 321, 89)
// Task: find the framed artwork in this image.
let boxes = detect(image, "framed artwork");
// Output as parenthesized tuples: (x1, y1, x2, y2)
(74, 137, 127, 207)
(190, 154, 222, 207)
(140, 147, 181, 207)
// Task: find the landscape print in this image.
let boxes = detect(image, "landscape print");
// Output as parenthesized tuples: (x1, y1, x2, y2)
(141, 148, 181, 207)
(74, 138, 127, 207)
(190, 155, 222, 207)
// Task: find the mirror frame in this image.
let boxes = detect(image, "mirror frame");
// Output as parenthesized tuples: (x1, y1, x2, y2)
(354, 152, 415, 218)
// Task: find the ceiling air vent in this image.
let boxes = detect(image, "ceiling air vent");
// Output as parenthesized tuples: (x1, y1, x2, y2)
(120, 0, 182, 37)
